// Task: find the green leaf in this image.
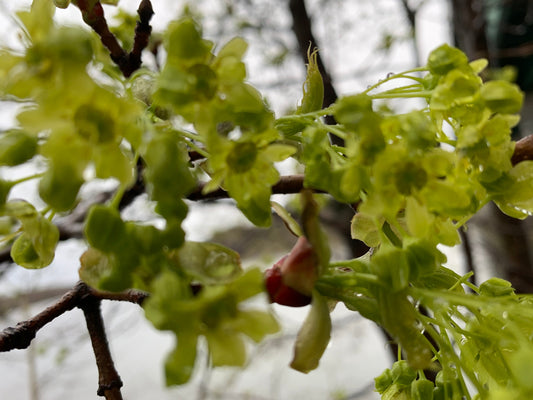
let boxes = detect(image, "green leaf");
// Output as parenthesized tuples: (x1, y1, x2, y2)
(404, 239, 445, 279)
(169, 241, 242, 284)
(391, 360, 417, 386)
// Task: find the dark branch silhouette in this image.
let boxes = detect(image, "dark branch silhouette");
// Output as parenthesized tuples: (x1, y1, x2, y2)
(288, 0, 342, 145)
(75, 0, 154, 77)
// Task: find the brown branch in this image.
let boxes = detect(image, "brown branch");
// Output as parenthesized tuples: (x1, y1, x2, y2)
(511, 134, 533, 165)
(187, 174, 313, 201)
(79, 296, 123, 399)
(0, 281, 88, 351)
(75, 0, 154, 78)
(0, 282, 148, 352)
(77, 1, 126, 65)
(121, 0, 154, 77)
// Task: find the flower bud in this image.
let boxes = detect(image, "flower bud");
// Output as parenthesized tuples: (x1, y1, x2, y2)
(264, 236, 318, 307)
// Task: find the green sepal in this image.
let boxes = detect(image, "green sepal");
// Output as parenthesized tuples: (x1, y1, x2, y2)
(125, 222, 163, 256)
(290, 291, 332, 373)
(494, 161, 533, 218)
(53, 0, 71, 9)
(0, 130, 38, 166)
(371, 246, 410, 292)
(479, 277, 515, 297)
(427, 44, 469, 76)
(404, 239, 446, 280)
(143, 132, 195, 218)
(351, 212, 382, 247)
(375, 368, 393, 393)
(79, 247, 112, 288)
(480, 80, 523, 115)
(391, 360, 417, 386)
(206, 329, 246, 367)
(164, 332, 198, 386)
(378, 290, 433, 370)
(228, 310, 280, 343)
(297, 48, 324, 114)
(11, 218, 59, 269)
(413, 266, 463, 292)
(93, 144, 134, 185)
(84, 205, 126, 253)
(411, 379, 435, 400)
(334, 94, 373, 129)
(38, 164, 84, 212)
(0, 180, 14, 206)
(165, 18, 213, 67)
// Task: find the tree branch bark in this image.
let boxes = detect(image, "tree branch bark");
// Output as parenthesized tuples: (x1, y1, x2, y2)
(79, 296, 123, 399)
(75, 0, 154, 78)
(0, 282, 147, 352)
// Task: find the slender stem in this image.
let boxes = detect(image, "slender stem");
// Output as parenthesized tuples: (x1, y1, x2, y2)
(370, 91, 432, 100)
(362, 67, 428, 94)
(186, 141, 209, 159)
(11, 172, 45, 186)
(0, 282, 148, 352)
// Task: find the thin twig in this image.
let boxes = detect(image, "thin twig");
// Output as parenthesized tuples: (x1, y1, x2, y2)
(511, 134, 533, 165)
(0, 282, 148, 352)
(75, 0, 154, 78)
(0, 281, 88, 351)
(79, 296, 123, 399)
(187, 174, 313, 200)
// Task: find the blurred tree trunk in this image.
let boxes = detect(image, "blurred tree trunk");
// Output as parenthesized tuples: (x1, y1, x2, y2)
(451, 0, 533, 292)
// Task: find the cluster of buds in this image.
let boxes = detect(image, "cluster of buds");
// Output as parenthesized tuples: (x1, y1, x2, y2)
(264, 236, 318, 307)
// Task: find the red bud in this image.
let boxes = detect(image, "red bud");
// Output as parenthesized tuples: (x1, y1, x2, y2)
(264, 265, 312, 307)
(264, 236, 318, 307)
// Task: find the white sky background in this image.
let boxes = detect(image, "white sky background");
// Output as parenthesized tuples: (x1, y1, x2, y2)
(0, 1, 455, 399)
